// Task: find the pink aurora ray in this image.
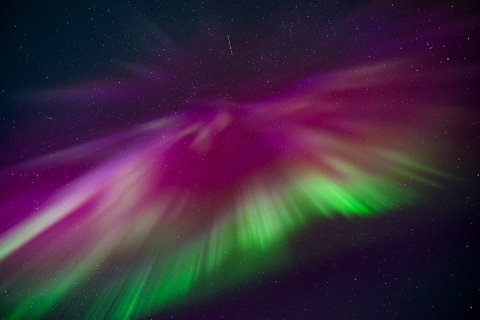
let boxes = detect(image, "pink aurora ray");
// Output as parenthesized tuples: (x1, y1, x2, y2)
(0, 2, 478, 319)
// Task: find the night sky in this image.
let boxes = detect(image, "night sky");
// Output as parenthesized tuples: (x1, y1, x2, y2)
(1, 1, 479, 319)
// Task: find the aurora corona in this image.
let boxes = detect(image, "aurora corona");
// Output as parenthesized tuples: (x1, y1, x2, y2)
(0, 1, 477, 319)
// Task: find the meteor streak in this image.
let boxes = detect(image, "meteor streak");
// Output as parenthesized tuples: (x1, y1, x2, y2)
(227, 34, 233, 56)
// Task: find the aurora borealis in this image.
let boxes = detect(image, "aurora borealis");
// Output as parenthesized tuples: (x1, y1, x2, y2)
(1, 1, 479, 319)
